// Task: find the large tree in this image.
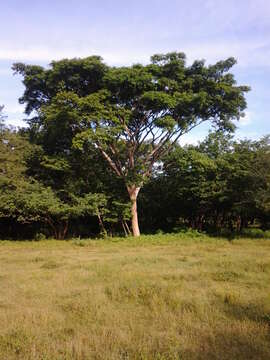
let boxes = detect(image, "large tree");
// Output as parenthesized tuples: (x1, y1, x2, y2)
(13, 53, 249, 236)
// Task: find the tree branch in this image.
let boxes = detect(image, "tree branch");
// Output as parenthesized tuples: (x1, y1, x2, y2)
(96, 143, 123, 177)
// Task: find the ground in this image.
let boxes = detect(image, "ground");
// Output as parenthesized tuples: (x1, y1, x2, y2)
(0, 234, 270, 359)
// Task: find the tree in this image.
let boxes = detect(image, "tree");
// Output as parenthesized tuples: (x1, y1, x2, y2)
(13, 53, 249, 236)
(234, 138, 270, 230)
(156, 133, 270, 234)
(0, 105, 5, 130)
(0, 178, 111, 239)
(0, 125, 107, 239)
(161, 144, 218, 230)
(0, 127, 34, 238)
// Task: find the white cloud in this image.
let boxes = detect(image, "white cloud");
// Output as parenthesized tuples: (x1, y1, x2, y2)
(0, 38, 269, 69)
(238, 111, 252, 126)
(181, 40, 270, 67)
(4, 118, 26, 128)
(0, 46, 149, 66)
(235, 129, 260, 140)
(179, 131, 209, 146)
(0, 47, 93, 62)
(5, 104, 24, 115)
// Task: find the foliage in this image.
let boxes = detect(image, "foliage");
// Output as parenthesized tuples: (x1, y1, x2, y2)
(2, 53, 270, 239)
(140, 132, 270, 234)
(0, 127, 122, 239)
(1, 122, 270, 238)
(13, 52, 249, 236)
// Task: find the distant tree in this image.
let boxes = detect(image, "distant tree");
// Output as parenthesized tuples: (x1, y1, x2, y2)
(0, 127, 109, 239)
(0, 105, 6, 131)
(0, 179, 111, 239)
(13, 53, 249, 236)
(0, 127, 31, 185)
(241, 136, 270, 228)
(159, 143, 219, 231)
(0, 128, 33, 237)
(152, 133, 270, 234)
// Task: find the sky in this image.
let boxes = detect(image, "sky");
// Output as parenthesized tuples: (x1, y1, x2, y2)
(0, 0, 270, 144)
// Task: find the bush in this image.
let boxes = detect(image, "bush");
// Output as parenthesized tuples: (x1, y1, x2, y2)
(172, 227, 206, 238)
(34, 232, 46, 241)
(241, 228, 270, 239)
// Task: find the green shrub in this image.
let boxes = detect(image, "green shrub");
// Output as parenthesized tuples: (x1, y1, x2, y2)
(34, 232, 46, 241)
(241, 228, 267, 239)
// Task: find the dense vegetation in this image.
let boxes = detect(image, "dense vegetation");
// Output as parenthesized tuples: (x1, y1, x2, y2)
(1, 121, 270, 239)
(1, 53, 269, 239)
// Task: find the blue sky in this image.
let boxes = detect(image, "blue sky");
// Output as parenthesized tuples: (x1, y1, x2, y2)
(1, 0, 270, 144)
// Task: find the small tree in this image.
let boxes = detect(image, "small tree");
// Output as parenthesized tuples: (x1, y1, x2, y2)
(0, 105, 5, 130)
(0, 179, 110, 239)
(14, 53, 249, 236)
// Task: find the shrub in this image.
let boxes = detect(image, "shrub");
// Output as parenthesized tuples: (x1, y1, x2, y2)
(241, 228, 267, 239)
(34, 232, 46, 241)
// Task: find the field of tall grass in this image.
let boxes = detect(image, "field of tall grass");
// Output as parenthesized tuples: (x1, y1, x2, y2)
(0, 234, 270, 359)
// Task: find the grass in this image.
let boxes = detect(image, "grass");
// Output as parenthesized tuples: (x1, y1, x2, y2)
(0, 234, 270, 359)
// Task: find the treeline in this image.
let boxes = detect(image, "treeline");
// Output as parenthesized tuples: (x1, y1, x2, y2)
(1, 53, 269, 239)
(1, 118, 269, 239)
(141, 132, 270, 235)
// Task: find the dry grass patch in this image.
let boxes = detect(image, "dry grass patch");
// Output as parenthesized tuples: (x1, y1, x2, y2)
(0, 235, 269, 359)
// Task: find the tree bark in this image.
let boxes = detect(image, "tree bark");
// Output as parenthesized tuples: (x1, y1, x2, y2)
(46, 217, 58, 239)
(121, 220, 128, 237)
(124, 220, 131, 235)
(61, 220, 69, 240)
(97, 210, 107, 237)
(127, 185, 141, 237)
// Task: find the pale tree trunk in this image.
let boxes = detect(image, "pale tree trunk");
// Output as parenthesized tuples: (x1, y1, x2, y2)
(96, 209, 107, 237)
(127, 185, 141, 237)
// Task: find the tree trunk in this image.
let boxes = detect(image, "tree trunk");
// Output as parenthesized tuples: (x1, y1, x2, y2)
(61, 220, 69, 239)
(97, 210, 107, 237)
(124, 220, 131, 235)
(121, 220, 128, 237)
(46, 217, 58, 239)
(127, 185, 141, 237)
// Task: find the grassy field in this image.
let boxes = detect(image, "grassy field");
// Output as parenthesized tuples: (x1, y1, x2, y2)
(0, 234, 270, 359)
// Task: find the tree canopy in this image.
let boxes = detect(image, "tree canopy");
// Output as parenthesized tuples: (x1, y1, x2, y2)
(13, 52, 249, 236)
(1, 126, 270, 239)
